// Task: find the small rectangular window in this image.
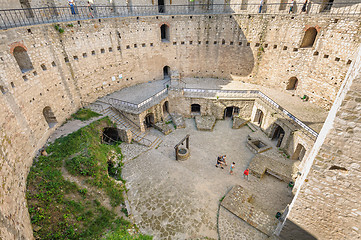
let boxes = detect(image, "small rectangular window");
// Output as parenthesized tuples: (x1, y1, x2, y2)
(324, 54, 329, 58)
(126, 45, 130, 49)
(142, 43, 146, 47)
(92, 50, 96, 55)
(109, 47, 113, 52)
(150, 43, 154, 46)
(117, 46, 121, 51)
(51, 61, 56, 67)
(73, 56, 78, 60)
(41, 64, 47, 70)
(64, 57, 69, 63)
(273, 45, 277, 49)
(0, 86, 6, 94)
(189, 41, 193, 45)
(283, 46, 288, 50)
(83, 53, 87, 58)
(101, 48, 105, 53)
(173, 42, 177, 45)
(230, 42, 234, 45)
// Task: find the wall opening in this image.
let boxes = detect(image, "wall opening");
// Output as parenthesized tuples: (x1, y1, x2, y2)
(163, 101, 169, 115)
(20, 0, 34, 18)
(158, 0, 165, 13)
(271, 124, 285, 147)
(102, 127, 120, 144)
(286, 77, 298, 90)
(43, 106, 57, 128)
(254, 109, 264, 126)
(13, 46, 34, 73)
(144, 113, 155, 128)
(300, 27, 317, 48)
(224, 106, 239, 119)
(160, 24, 169, 42)
(320, 0, 334, 12)
(191, 104, 201, 114)
(163, 66, 170, 79)
(291, 144, 306, 160)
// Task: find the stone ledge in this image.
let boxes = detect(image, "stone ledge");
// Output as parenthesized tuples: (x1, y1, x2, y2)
(195, 115, 216, 131)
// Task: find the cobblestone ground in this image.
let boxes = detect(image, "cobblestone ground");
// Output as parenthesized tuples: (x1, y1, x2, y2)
(122, 119, 293, 239)
(218, 207, 268, 240)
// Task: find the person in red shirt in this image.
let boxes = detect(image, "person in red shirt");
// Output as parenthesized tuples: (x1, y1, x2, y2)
(243, 168, 249, 180)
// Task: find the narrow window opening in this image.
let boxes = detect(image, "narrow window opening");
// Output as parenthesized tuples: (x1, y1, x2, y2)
(41, 64, 47, 71)
(13, 46, 34, 73)
(300, 27, 318, 48)
(51, 61, 56, 67)
(160, 24, 170, 42)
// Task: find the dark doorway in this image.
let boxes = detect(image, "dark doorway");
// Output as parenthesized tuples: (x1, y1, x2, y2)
(224, 106, 239, 119)
(254, 109, 264, 126)
(163, 101, 169, 114)
(191, 104, 201, 114)
(163, 66, 170, 79)
(43, 106, 57, 128)
(158, 0, 165, 13)
(145, 113, 155, 128)
(102, 127, 120, 144)
(300, 28, 317, 48)
(272, 124, 285, 147)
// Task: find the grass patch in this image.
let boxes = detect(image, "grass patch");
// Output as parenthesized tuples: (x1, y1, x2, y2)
(26, 117, 147, 239)
(72, 108, 101, 121)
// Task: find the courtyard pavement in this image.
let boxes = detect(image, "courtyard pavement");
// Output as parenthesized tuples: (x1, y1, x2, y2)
(122, 119, 293, 239)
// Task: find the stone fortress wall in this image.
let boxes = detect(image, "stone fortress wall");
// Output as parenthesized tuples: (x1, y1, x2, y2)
(0, 0, 361, 238)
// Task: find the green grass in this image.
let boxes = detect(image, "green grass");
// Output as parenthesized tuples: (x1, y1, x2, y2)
(26, 117, 147, 239)
(71, 108, 101, 121)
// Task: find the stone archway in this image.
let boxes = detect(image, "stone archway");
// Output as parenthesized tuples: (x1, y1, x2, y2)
(271, 124, 285, 147)
(191, 104, 201, 115)
(224, 106, 239, 119)
(13, 46, 34, 73)
(163, 66, 170, 79)
(144, 113, 155, 128)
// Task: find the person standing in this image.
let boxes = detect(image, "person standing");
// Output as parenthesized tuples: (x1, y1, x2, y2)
(230, 162, 235, 175)
(68, 0, 76, 15)
(301, 0, 308, 13)
(289, 0, 294, 13)
(243, 168, 249, 180)
(87, 1, 94, 18)
(259, 0, 264, 13)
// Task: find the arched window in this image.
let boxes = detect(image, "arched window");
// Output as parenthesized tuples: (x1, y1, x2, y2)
(160, 24, 169, 42)
(286, 77, 298, 90)
(43, 106, 57, 128)
(191, 104, 201, 114)
(163, 66, 170, 79)
(13, 46, 34, 73)
(300, 27, 317, 48)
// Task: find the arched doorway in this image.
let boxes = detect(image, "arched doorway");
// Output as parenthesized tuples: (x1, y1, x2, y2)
(43, 106, 57, 128)
(300, 27, 317, 48)
(158, 0, 165, 13)
(224, 106, 239, 119)
(271, 124, 285, 147)
(163, 66, 170, 79)
(254, 109, 264, 126)
(191, 104, 201, 115)
(286, 77, 298, 90)
(291, 144, 306, 160)
(163, 101, 169, 115)
(144, 113, 155, 128)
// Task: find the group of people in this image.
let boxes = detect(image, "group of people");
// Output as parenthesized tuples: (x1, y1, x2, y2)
(215, 155, 249, 180)
(68, 0, 95, 18)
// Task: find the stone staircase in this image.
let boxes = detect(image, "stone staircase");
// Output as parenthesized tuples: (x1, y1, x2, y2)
(100, 107, 162, 149)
